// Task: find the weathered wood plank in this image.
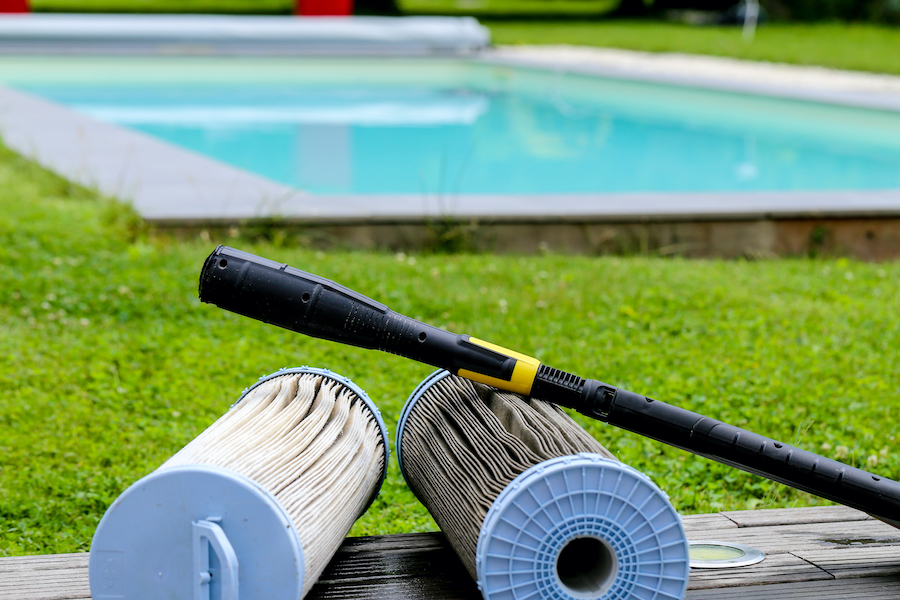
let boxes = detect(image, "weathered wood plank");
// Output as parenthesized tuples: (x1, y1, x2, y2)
(330, 532, 448, 554)
(0, 553, 90, 572)
(686, 575, 900, 599)
(686, 552, 831, 590)
(721, 505, 874, 528)
(0, 585, 90, 600)
(681, 513, 739, 534)
(308, 532, 481, 600)
(0, 553, 90, 600)
(0, 593, 90, 600)
(683, 517, 899, 555)
(796, 545, 900, 579)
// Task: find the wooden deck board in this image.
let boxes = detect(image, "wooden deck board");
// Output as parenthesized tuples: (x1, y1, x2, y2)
(307, 532, 480, 600)
(0, 553, 90, 600)
(1, 506, 898, 600)
(681, 517, 900, 555)
(795, 545, 900, 579)
(686, 552, 832, 589)
(680, 513, 740, 533)
(686, 575, 900, 599)
(719, 505, 874, 528)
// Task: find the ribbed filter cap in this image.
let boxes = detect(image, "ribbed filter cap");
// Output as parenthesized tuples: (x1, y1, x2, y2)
(89, 465, 305, 600)
(475, 454, 690, 600)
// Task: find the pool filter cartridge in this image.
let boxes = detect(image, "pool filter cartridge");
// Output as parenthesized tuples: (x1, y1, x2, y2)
(88, 367, 389, 600)
(198, 246, 900, 528)
(396, 370, 690, 600)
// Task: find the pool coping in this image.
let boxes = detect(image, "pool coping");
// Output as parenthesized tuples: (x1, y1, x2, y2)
(480, 46, 900, 113)
(1, 38, 900, 233)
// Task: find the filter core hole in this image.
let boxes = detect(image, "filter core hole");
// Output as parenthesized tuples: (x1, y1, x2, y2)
(556, 536, 617, 598)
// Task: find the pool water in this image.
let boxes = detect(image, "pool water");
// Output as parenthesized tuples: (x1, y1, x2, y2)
(6, 57, 900, 195)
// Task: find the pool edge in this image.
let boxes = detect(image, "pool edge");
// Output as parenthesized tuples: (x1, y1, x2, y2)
(2, 65, 900, 259)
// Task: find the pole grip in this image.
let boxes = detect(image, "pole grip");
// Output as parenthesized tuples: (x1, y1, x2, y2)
(201, 245, 399, 350)
(597, 386, 900, 526)
(199, 246, 532, 389)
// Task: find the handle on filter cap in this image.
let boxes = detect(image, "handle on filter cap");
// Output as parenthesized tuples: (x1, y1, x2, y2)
(193, 519, 239, 600)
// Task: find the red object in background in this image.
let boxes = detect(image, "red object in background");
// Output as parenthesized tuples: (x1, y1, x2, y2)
(0, 0, 29, 12)
(295, 0, 354, 15)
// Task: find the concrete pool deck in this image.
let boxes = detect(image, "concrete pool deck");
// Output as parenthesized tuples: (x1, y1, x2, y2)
(1, 17, 899, 257)
(484, 45, 900, 113)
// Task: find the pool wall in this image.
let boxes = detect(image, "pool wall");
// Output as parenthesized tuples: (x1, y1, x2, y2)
(2, 17, 900, 258)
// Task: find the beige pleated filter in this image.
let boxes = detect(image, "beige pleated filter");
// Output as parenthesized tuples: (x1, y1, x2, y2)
(397, 371, 615, 580)
(161, 369, 388, 597)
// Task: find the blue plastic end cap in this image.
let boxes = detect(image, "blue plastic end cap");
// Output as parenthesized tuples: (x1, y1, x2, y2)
(476, 454, 690, 600)
(236, 366, 391, 516)
(394, 369, 453, 491)
(89, 465, 304, 600)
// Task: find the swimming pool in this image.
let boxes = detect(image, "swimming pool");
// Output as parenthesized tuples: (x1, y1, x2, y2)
(4, 56, 900, 197)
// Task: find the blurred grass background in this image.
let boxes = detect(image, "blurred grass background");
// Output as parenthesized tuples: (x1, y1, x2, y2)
(2, 141, 898, 555)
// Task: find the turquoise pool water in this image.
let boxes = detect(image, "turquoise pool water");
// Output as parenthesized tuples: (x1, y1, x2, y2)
(6, 57, 900, 195)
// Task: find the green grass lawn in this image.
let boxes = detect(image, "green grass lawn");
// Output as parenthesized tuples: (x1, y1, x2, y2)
(2, 141, 899, 556)
(488, 21, 900, 76)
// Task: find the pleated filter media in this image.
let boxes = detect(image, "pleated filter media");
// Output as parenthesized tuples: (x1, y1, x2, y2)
(397, 370, 690, 600)
(88, 367, 389, 600)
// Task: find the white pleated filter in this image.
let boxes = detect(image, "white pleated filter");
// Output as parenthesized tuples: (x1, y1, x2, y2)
(160, 370, 387, 597)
